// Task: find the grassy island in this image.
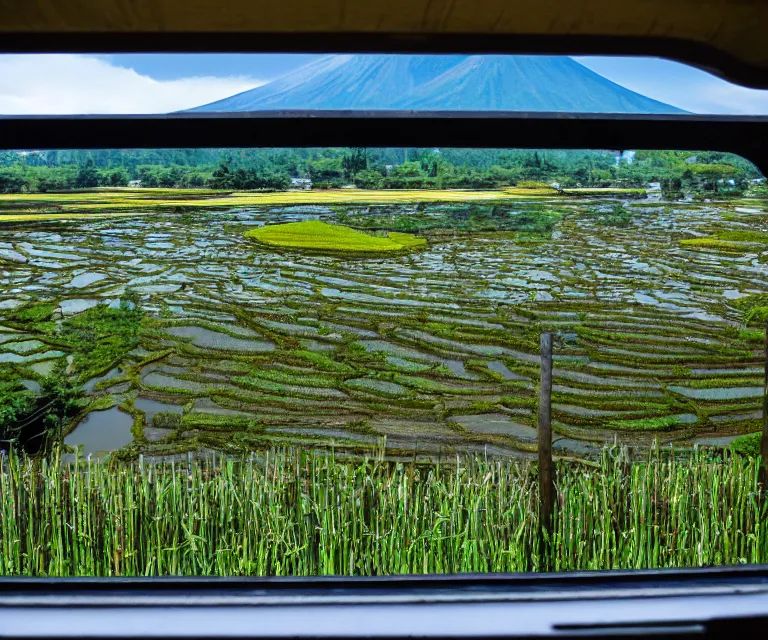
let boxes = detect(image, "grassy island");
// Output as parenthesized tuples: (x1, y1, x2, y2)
(245, 220, 426, 253)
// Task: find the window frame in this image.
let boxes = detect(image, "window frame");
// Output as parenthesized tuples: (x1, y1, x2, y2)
(2, 35, 768, 638)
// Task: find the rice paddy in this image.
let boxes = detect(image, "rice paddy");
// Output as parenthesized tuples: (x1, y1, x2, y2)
(1, 192, 768, 462)
(3, 187, 768, 577)
(0, 186, 569, 221)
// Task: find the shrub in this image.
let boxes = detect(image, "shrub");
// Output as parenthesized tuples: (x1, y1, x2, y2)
(731, 432, 761, 457)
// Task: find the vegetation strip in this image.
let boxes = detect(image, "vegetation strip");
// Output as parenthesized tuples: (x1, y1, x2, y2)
(1, 447, 765, 576)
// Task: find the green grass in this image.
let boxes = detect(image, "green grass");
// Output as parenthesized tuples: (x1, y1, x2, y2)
(57, 296, 143, 380)
(606, 415, 683, 431)
(680, 230, 768, 253)
(9, 302, 57, 323)
(1, 446, 766, 576)
(292, 350, 355, 374)
(242, 368, 340, 388)
(245, 221, 426, 253)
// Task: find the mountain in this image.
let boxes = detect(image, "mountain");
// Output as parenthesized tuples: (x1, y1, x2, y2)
(189, 54, 684, 113)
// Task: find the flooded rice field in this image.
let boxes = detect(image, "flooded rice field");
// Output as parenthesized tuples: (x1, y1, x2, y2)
(2, 198, 767, 460)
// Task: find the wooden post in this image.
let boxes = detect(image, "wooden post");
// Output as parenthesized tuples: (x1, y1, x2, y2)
(760, 322, 768, 491)
(538, 332, 555, 554)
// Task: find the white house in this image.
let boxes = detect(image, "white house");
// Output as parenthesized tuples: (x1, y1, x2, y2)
(290, 177, 312, 190)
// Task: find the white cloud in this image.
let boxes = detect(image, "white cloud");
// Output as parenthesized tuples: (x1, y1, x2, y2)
(0, 54, 262, 114)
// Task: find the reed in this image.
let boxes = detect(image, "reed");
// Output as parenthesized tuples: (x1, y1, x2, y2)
(1, 447, 765, 577)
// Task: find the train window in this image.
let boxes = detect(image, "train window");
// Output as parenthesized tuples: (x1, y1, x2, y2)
(1, 52, 768, 582)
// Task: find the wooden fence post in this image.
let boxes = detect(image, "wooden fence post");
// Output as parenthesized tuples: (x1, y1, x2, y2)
(760, 322, 768, 491)
(538, 332, 554, 563)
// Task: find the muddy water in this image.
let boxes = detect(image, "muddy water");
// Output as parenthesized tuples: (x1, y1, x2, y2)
(64, 407, 134, 456)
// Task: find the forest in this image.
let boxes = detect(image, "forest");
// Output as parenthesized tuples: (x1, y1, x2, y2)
(0, 147, 759, 194)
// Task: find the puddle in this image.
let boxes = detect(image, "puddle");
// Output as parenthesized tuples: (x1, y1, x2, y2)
(66, 272, 107, 289)
(166, 325, 274, 352)
(694, 435, 739, 447)
(64, 407, 134, 456)
(448, 413, 537, 441)
(668, 386, 764, 400)
(346, 378, 407, 397)
(21, 379, 41, 392)
(29, 360, 58, 376)
(84, 367, 121, 392)
(59, 299, 100, 316)
(553, 438, 602, 455)
(488, 360, 529, 381)
(143, 373, 210, 392)
(710, 410, 762, 423)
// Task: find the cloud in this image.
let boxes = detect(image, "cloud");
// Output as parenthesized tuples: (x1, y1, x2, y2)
(0, 54, 262, 114)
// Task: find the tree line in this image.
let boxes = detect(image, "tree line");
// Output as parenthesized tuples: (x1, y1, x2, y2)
(0, 148, 759, 194)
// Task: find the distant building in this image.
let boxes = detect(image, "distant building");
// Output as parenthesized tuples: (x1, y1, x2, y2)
(614, 150, 636, 166)
(128, 180, 142, 187)
(290, 177, 312, 190)
(646, 182, 662, 200)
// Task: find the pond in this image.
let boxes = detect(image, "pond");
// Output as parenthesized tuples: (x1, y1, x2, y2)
(64, 407, 134, 457)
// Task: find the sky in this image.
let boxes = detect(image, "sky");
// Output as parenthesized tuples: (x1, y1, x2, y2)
(1, 53, 768, 114)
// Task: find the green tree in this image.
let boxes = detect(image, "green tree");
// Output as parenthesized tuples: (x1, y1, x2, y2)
(0, 167, 33, 193)
(75, 159, 100, 188)
(354, 169, 384, 189)
(341, 148, 368, 180)
(103, 167, 130, 187)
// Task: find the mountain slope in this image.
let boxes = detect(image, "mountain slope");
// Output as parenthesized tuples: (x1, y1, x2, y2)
(393, 56, 682, 113)
(190, 54, 684, 113)
(190, 55, 469, 111)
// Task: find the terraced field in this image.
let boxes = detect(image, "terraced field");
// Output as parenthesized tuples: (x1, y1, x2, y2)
(1, 196, 766, 461)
